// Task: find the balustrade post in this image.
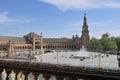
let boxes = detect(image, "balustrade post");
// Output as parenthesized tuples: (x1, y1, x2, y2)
(1, 69, 7, 80)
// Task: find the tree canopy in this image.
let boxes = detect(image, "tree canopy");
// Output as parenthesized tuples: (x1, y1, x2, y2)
(90, 33, 118, 53)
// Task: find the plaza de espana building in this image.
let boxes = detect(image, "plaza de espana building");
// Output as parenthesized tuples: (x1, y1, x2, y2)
(0, 13, 90, 57)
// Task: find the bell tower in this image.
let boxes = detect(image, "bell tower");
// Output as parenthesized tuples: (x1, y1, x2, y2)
(81, 13, 90, 48)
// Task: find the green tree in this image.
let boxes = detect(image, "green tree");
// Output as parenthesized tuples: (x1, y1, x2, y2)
(101, 33, 110, 51)
(90, 37, 103, 50)
(116, 37, 120, 51)
(101, 33, 117, 51)
(90, 33, 118, 53)
(108, 37, 118, 51)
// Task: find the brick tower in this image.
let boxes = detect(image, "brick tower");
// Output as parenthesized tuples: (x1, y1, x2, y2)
(81, 13, 90, 49)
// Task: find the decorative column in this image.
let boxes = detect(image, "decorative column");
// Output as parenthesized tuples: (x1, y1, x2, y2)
(8, 70, 16, 80)
(8, 40, 14, 57)
(1, 69, 7, 80)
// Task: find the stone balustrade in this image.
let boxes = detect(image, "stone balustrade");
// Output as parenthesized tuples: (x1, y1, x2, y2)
(0, 60, 78, 80)
(0, 59, 120, 80)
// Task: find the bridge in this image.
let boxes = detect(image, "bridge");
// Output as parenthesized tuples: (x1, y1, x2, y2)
(0, 59, 120, 80)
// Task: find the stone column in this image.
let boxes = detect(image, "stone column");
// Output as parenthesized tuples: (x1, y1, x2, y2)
(8, 70, 16, 80)
(8, 41, 14, 57)
(1, 69, 7, 80)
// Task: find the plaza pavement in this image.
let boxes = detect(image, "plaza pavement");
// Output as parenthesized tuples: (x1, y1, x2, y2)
(40, 51, 119, 69)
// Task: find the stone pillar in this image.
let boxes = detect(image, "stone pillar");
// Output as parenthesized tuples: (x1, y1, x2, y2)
(8, 40, 14, 57)
(1, 69, 7, 80)
(8, 70, 16, 80)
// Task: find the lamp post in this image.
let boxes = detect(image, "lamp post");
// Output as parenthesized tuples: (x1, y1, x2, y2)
(57, 51, 58, 64)
(99, 53, 101, 68)
(117, 51, 120, 67)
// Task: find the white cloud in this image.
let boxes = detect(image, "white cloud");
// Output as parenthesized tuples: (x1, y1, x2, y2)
(0, 11, 31, 24)
(103, 2, 120, 8)
(39, 0, 120, 11)
(0, 11, 10, 23)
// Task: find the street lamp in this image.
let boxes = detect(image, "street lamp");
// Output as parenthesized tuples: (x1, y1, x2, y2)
(117, 51, 120, 67)
(57, 51, 58, 64)
(99, 53, 101, 68)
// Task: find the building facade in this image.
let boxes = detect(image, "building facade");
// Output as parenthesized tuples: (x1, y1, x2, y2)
(0, 13, 90, 57)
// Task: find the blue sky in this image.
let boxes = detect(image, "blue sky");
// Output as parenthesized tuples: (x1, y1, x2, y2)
(0, 0, 120, 39)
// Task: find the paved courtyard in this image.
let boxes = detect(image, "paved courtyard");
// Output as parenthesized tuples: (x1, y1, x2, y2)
(39, 51, 119, 69)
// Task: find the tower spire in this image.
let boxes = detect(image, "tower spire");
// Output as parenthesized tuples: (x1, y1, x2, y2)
(84, 12, 86, 18)
(81, 12, 90, 48)
(83, 12, 87, 26)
